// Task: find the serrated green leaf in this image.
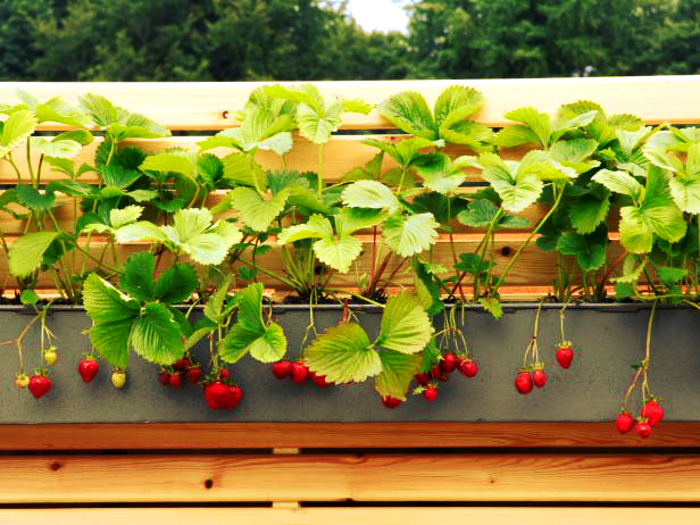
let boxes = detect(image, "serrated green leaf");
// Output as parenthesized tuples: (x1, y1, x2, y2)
(99, 164, 142, 189)
(31, 137, 82, 159)
(383, 212, 439, 257)
(183, 317, 218, 352)
(220, 322, 285, 363)
(434, 85, 485, 129)
(377, 292, 433, 354)
(495, 125, 542, 148)
(115, 221, 168, 244)
(592, 169, 643, 200)
(414, 153, 476, 195)
(119, 252, 155, 302)
(375, 350, 423, 401)
(20, 289, 39, 306)
(480, 297, 503, 320)
(154, 263, 199, 304)
(204, 276, 232, 323)
(163, 208, 242, 265)
(501, 106, 552, 147)
(480, 153, 543, 212)
(658, 266, 689, 286)
(77, 93, 120, 127)
(297, 99, 343, 145)
(313, 235, 362, 273)
(130, 302, 184, 365)
(568, 193, 611, 234)
(335, 207, 389, 236)
(304, 322, 381, 384)
(235, 282, 266, 332)
(611, 255, 646, 284)
(83, 274, 140, 323)
(457, 199, 499, 228)
(16, 185, 56, 211)
(668, 176, 700, 214)
(342, 180, 400, 212)
(342, 98, 372, 114)
(413, 260, 443, 316)
(140, 151, 196, 180)
(9, 232, 59, 277)
(0, 109, 37, 157)
(53, 129, 93, 146)
(619, 206, 653, 254)
(88, 319, 132, 369)
(379, 91, 436, 140)
(110, 205, 143, 228)
(127, 189, 158, 202)
(45, 180, 94, 197)
(556, 230, 607, 271)
(229, 187, 290, 232)
(278, 214, 333, 245)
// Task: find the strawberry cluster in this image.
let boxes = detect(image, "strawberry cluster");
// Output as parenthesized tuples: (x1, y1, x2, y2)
(204, 368, 244, 410)
(271, 359, 334, 388)
(616, 399, 664, 439)
(158, 357, 202, 388)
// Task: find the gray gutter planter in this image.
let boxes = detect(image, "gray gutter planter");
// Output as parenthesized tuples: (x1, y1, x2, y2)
(1, 303, 697, 423)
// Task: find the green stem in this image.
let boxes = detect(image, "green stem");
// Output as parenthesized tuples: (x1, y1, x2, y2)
(238, 257, 297, 289)
(493, 186, 564, 293)
(326, 289, 384, 308)
(26, 141, 35, 187)
(75, 245, 121, 274)
(317, 144, 325, 197)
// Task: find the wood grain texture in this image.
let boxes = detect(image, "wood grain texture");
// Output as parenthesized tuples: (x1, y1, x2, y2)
(0, 452, 699, 503)
(0, 422, 698, 450)
(4, 77, 700, 130)
(0, 508, 699, 525)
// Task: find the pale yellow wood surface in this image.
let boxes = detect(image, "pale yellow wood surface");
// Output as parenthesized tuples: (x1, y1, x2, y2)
(0, 453, 698, 503)
(3, 76, 700, 130)
(0, 422, 698, 450)
(0, 508, 698, 525)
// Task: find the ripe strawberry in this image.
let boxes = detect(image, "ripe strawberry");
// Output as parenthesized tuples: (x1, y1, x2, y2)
(430, 364, 441, 378)
(218, 368, 230, 380)
(515, 371, 533, 395)
(186, 366, 202, 384)
(556, 344, 574, 369)
(423, 385, 438, 402)
(290, 362, 308, 383)
(111, 370, 126, 389)
(615, 412, 635, 434)
(635, 420, 652, 439)
(15, 373, 29, 390)
(223, 385, 243, 410)
(414, 372, 430, 385)
(159, 370, 171, 386)
(440, 352, 458, 374)
(458, 358, 478, 378)
(169, 373, 183, 388)
(271, 360, 293, 380)
(77, 358, 100, 383)
(381, 395, 401, 409)
(29, 374, 52, 399)
(44, 347, 58, 367)
(310, 371, 332, 388)
(173, 358, 192, 371)
(641, 400, 664, 427)
(532, 368, 547, 388)
(204, 381, 229, 410)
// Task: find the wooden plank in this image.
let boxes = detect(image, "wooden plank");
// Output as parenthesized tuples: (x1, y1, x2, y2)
(0, 422, 698, 450)
(0, 452, 699, 503)
(4, 77, 700, 130)
(0, 508, 698, 525)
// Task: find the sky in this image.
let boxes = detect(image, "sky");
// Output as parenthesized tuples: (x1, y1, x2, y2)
(345, 0, 410, 34)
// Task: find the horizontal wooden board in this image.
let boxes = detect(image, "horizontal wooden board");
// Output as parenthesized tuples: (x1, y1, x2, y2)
(0, 508, 698, 525)
(0, 452, 699, 503)
(4, 77, 700, 131)
(0, 234, 624, 292)
(0, 422, 698, 450)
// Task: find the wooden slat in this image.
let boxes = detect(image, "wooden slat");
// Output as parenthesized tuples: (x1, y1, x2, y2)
(0, 453, 699, 503)
(0, 422, 698, 450)
(4, 77, 700, 130)
(0, 508, 698, 525)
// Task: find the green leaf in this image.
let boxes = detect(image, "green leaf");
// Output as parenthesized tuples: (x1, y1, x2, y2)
(455, 253, 490, 275)
(110, 205, 143, 228)
(480, 297, 503, 320)
(140, 151, 196, 180)
(228, 187, 290, 232)
(296, 98, 343, 145)
(130, 302, 184, 365)
(658, 266, 689, 287)
(184, 317, 218, 352)
(377, 292, 433, 354)
(480, 153, 542, 212)
(668, 176, 700, 214)
(412, 259, 443, 316)
(127, 189, 158, 203)
(414, 153, 476, 195)
(313, 235, 362, 273)
(119, 252, 155, 302)
(221, 154, 268, 190)
(33, 96, 92, 128)
(235, 282, 266, 332)
(619, 207, 653, 254)
(46, 180, 94, 198)
(115, 221, 168, 244)
(379, 91, 437, 140)
(9, 232, 59, 277)
(0, 109, 37, 157)
(204, 276, 232, 323)
(458, 199, 500, 228)
(335, 208, 389, 236)
(109, 112, 170, 140)
(375, 350, 423, 401)
(31, 137, 82, 159)
(20, 289, 39, 306)
(221, 322, 287, 364)
(304, 322, 382, 384)
(16, 185, 56, 211)
(342, 98, 372, 114)
(592, 169, 643, 200)
(383, 213, 440, 257)
(556, 229, 607, 271)
(88, 319, 132, 369)
(499, 107, 552, 147)
(77, 93, 120, 127)
(568, 193, 611, 234)
(153, 264, 199, 304)
(99, 164, 142, 189)
(611, 255, 646, 284)
(83, 274, 140, 323)
(434, 85, 485, 129)
(278, 214, 333, 244)
(342, 180, 400, 212)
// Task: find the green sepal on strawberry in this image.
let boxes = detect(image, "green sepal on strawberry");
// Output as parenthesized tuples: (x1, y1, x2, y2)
(28, 372, 52, 399)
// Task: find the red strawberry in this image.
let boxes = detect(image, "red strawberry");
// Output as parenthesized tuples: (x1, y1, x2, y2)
(78, 358, 100, 383)
(169, 373, 183, 388)
(615, 412, 635, 434)
(223, 385, 243, 410)
(641, 400, 664, 427)
(414, 372, 430, 385)
(310, 371, 332, 388)
(635, 420, 653, 439)
(271, 360, 293, 380)
(430, 364, 441, 378)
(173, 358, 192, 371)
(29, 374, 52, 399)
(290, 362, 308, 383)
(556, 344, 574, 369)
(381, 395, 401, 409)
(532, 368, 547, 388)
(458, 358, 478, 378)
(186, 366, 202, 384)
(423, 385, 437, 402)
(515, 371, 533, 395)
(218, 369, 230, 380)
(158, 371, 171, 386)
(440, 352, 458, 374)
(204, 381, 229, 410)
